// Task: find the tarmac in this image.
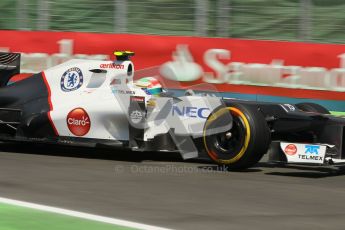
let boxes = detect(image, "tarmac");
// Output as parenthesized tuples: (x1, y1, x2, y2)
(0, 143, 345, 230)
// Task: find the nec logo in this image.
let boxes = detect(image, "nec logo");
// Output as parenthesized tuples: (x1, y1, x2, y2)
(172, 106, 210, 118)
(305, 145, 320, 154)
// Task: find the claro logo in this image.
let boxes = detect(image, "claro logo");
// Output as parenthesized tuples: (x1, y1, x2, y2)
(66, 108, 91, 136)
(284, 144, 297, 156)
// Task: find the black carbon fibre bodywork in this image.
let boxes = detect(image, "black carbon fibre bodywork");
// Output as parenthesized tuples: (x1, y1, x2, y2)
(0, 72, 56, 138)
(0, 52, 21, 87)
(224, 99, 345, 160)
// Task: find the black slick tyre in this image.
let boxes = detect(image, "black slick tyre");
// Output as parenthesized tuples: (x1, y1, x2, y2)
(203, 103, 271, 170)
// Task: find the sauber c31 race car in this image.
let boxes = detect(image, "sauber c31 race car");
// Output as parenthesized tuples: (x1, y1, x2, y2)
(0, 51, 345, 170)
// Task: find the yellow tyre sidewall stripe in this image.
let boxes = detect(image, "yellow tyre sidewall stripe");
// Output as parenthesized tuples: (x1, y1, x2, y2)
(203, 107, 251, 164)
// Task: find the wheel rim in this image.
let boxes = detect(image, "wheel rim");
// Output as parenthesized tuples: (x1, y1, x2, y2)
(213, 115, 246, 154)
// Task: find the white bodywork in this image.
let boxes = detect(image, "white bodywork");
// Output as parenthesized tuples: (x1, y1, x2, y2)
(44, 58, 224, 142)
(280, 142, 327, 164)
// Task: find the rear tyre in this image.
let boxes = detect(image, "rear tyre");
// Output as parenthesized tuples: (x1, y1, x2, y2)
(296, 102, 330, 114)
(203, 103, 271, 170)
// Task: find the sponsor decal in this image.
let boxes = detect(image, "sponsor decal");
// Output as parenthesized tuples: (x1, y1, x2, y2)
(112, 89, 135, 95)
(284, 104, 295, 111)
(298, 144, 323, 161)
(305, 145, 320, 154)
(280, 104, 296, 112)
(66, 108, 91, 136)
(61, 67, 83, 92)
(130, 96, 145, 102)
(172, 106, 210, 119)
(281, 142, 326, 164)
(130, 110, 144, 124)
(298, 154, 323, 161)
(284, 144, 297, 156)
(100, 63, 125, 69)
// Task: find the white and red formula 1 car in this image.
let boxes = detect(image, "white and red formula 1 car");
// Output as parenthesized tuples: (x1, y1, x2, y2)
(0, 51, 345, 170)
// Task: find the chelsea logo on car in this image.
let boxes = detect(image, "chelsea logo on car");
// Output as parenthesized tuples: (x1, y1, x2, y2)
(61, 67, 84, 92)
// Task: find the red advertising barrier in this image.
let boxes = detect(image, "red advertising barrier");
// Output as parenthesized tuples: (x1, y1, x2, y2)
(0, 30, 345, 101)
(1, 30, 345, 69)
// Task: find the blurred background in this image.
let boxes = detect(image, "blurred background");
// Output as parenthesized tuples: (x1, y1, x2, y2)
(0, 0, 344, 111)
(1, 0, 344, 43)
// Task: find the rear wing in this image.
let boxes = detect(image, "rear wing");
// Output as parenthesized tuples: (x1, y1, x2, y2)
(0, 52, 21, 87)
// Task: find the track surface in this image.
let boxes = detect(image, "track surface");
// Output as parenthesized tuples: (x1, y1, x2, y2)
(0, 143, 345, 230)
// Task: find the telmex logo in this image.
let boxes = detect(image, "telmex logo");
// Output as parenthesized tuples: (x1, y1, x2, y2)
(100, 63, 124, 69)
(66, 108, 91, 136)
(172, 106, 210, 119)
(305, 145, 320, 154)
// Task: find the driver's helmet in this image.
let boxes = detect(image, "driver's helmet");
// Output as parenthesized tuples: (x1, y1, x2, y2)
(134, 77, 163, 96)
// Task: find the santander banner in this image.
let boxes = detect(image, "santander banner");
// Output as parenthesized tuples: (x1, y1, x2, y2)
(0, 30, 345, 104)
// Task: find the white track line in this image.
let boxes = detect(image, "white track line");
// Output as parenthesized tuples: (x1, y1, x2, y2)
(0, 197, 173, 230)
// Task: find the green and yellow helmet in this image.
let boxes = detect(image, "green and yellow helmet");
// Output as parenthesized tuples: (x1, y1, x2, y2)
(134, 77, 163, 96)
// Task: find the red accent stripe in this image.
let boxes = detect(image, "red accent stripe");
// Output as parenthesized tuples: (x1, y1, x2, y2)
(42, 71, 59, 136)
(10, 73, 33, 82)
